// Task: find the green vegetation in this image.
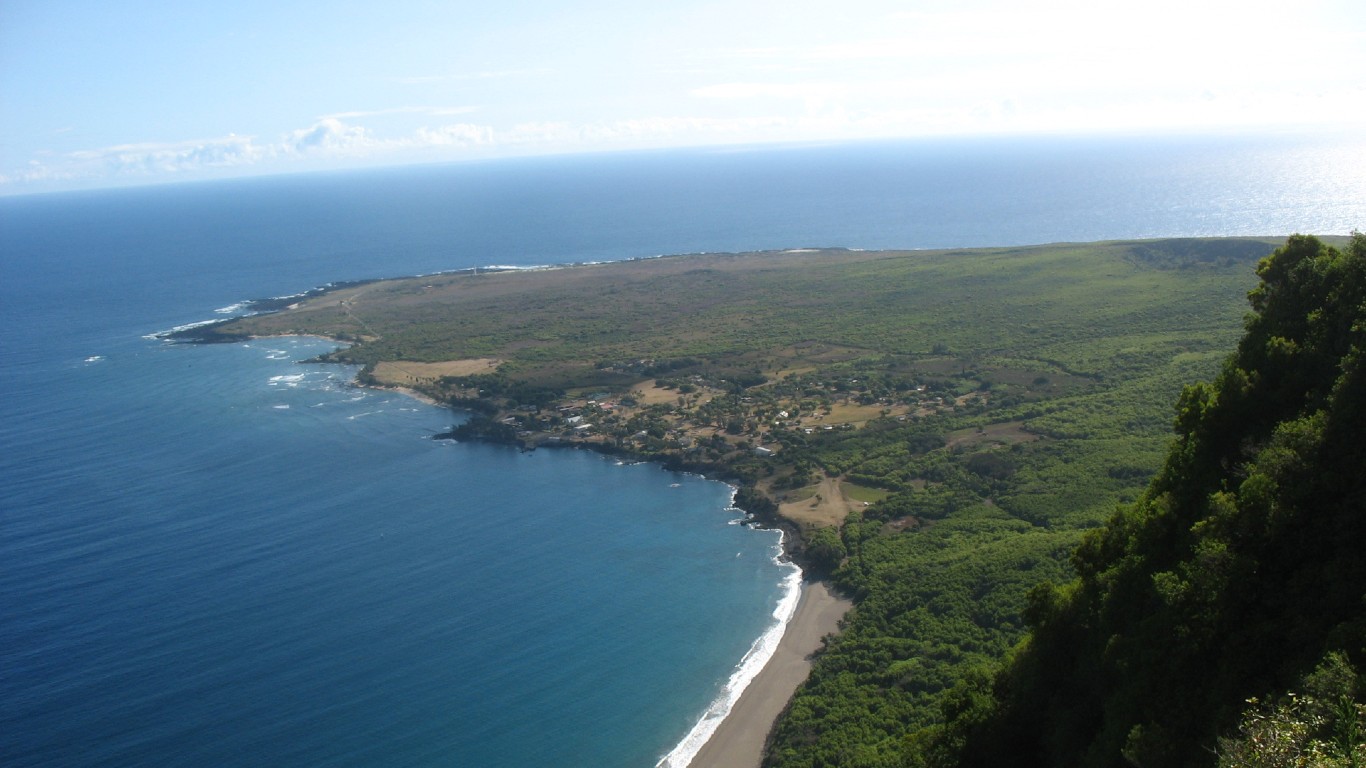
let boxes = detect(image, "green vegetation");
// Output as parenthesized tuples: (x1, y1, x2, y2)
(200, 235, 1365, 766)
(1216, 652, 1365, 768)
(930, 233, 1366, 767)
(210, 241, 1276, 527)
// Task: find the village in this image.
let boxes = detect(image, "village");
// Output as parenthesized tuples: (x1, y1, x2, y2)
(513, 374, 980, 456)
(421, 360, 993, 491)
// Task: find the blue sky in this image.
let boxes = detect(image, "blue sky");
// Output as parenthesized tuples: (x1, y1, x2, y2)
(3, 0, 1363, 193)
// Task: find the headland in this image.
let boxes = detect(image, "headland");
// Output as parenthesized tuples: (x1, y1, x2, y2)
(168, 237, 1293, 764)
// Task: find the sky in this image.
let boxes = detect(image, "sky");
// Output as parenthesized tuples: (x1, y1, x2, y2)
(2, 0, 1364, 194)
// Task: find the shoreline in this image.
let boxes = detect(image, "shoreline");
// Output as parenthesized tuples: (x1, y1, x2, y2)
(165, 323, 849, 766)
(379, 370, 847, 767)
(679, 580, 851, 768)
(374, 367, 842, 767)
(368, 383, 442, 407)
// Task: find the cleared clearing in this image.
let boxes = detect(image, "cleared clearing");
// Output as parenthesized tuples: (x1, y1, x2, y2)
(779, 476, 861, 529)
(370, 359, 503, 386)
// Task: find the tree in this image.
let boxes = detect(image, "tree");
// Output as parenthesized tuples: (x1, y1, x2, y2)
(803, 526, 847, 577)
(946, 234, 1366, 767)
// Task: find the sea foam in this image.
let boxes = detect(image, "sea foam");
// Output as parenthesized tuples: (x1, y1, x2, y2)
(143, 318, 220, 340)
(655, 529, 803, 768)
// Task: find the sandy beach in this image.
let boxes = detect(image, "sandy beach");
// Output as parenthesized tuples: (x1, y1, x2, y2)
(688, 581, 852, 768)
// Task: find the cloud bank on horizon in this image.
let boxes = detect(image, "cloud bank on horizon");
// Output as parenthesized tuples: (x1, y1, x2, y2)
(2, 0, 1363, 193)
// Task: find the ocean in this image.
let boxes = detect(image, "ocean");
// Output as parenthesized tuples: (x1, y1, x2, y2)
(1, 131, 1363, 767)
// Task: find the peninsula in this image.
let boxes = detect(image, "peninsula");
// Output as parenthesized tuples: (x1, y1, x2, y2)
(184, 239, 1279, 557)
(181, 237, 1349, 767)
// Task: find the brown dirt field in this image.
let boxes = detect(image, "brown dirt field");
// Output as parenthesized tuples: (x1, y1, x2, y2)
(630, 381, 717, 411)
(630, 380, 684, 406)
(370, 359, 502, 386)
(778, 475, 860, 529)
(944, 420, 1039, 450)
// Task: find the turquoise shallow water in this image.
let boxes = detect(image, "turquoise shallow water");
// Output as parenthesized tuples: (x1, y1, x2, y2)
(2, 134, 1363, 767)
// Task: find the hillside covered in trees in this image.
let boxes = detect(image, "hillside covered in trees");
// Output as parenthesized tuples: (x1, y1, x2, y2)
(772, 234, 1365, 767)
(937, 232, 1366, 766)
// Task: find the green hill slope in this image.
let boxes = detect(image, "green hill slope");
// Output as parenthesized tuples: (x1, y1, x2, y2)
(934, 233, 1366, 767)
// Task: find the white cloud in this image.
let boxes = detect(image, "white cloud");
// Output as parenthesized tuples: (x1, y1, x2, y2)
(0, 134, 270, 189)
(1, 117, 498, 189)
(286, 118, 378, 154)
(64, 134, 267, 176)
(503, 121, 578, 146)
(8, 46, 1362, 195)
(85, 136, 261, 165)
(283, 115, 493, 156)
(412, 123, 493, 147)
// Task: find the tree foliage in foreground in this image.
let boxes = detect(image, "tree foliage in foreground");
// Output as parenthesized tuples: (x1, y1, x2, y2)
(940, 234, 1366, 767)
(1216, 652, 1365, 768)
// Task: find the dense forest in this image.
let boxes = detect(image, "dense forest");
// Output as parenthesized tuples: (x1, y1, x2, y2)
(769, 234, 1365, 767)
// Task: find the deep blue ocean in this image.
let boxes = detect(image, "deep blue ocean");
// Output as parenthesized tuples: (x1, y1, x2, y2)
(2, 132, 1363, 768)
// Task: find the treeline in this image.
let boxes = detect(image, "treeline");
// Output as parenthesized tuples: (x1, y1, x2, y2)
(942, 233, 1366, 766)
